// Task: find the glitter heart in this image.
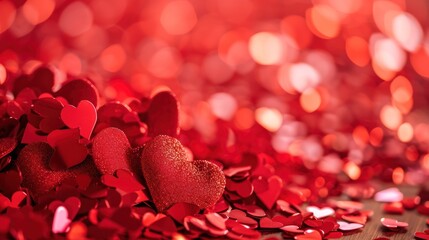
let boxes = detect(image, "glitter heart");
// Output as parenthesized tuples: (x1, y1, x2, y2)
(15, 142, 98, 199)
(52, 206, 71, 234)
(141, 135, 225, 212)
(92, 127, 134, 175)
(61, 100, 97, 140)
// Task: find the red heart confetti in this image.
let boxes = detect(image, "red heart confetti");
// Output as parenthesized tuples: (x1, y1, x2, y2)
(48, 129, 88, 170)
(337, 221, 363, 231)
(61, 100, 97, 140)
(146, 91, 179, 138)
(415, 230, 429, 240)
(141, 135, 225, 212)
(55, 79, 99, 107)
(380, 217, 409, 229)
(295, 229, 323, 240)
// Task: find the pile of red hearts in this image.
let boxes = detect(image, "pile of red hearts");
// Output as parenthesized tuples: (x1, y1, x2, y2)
(0, 66, 429, 239)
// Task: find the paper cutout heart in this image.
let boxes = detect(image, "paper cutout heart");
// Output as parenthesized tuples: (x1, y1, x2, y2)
(380, 217, 408, 228)
(141, 135, 225, 212)
(146, 91, 179, 137)
(342, 215, 367, 225)
(92, 127, 140, 175)
(374, 187, 403, 202)
(295, 229, 323, 240)
(61, 100, 97, 139)
(383, 202, 404, 214)
(337, 221, 363, 231)
(12, 66, 54, 95)
(281, 225, 304, 234)
(48, 197, 81, 220)
(15, 142, 98, 199)
(259, 217, 284, 229)
(48, 129, 88, 170)
(30, 98, 65, 133)
(0, 137, 17, 159)
(52, 206, 71, 234)
(55, 79, 99, 107)
(166, 202, 200, 223)
(306, 206, 335, 219)
(253, 175, 283, 209)
(415, 230, 429, 240)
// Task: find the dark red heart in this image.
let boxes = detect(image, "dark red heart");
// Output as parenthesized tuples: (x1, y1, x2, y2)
(146, 91, 179, 137)
(15, 142, 98, 199)
(61, 100, 97, 139)
(92, 127, 136, 175)
(55, 79, 99, 107)
(141, 135, 225, 212)
(253, 175, 283, 209)
(48, 129, 88, 170)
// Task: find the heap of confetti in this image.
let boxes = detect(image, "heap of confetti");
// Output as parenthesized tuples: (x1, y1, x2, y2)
(1, 0, 429, 239)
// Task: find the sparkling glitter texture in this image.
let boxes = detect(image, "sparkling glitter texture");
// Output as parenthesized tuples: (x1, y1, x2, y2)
(141, 135, 226, 212)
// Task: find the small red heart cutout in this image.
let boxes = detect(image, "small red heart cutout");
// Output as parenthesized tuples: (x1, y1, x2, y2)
(55, 79, 99, 107)
(48, 129, 88, 170)
(61, 100, 97, 139)
(295, 229, 323, 240)
(253, 175, 283, 209)
(141, 135, 225, 212)
(380, 217, 408, 228)
(146, 91, 179, 137)
(415, 231, 429, 240)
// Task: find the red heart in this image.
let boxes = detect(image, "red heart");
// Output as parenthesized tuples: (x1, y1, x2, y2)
(253, 175, 283, 209)
(61, 100, 97, 139)
(92, 127, 140, 175)
(30, 98, 65, 133)
(146, 91, 179, 137)
(55, 79, 99, 107)
(383, 202, 404, 214)
(141, 135, 225, 212)
(166, 202, 200, 223)
(48, 129, 88, 170)
(15, 142, 98, 199)
(295, 229, 323, 240)
(259, 217, 284, 229)
(380, 217, 408, 228)
(415, 231, 429, 240)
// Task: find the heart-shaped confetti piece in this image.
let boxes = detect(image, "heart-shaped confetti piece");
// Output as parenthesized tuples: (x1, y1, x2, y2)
(141, 135, 225, 212)
(55, 79, 99, 107)
(337, 221, 363, 231)
(380, 217, 408, 228)
(253, 175, 283, 209)
(52, 206, 71, 234)
(48, 129, 88, 170)
(374, 187, 404, 203)
(61, 100, 97, 139)
(295, 229, 323, 240)
(146, 91, 179, 137)
(415, 231, 429, 240)
(306, 206, 335, 219)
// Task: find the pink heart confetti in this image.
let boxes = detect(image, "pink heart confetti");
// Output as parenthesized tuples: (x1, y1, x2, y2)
(374, 187, 404, 203)
(306, 206, 335, 219)
(337, 221, 364, 231)
(52, 206, 71, 234)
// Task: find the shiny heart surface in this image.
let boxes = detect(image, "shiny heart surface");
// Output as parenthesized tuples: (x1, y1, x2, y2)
(61, 100, 97, 140)
(141, 135, 225, 212)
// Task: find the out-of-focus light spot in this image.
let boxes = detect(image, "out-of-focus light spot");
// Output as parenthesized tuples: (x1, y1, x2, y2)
(130, 73, 152, 94)
(281, 15, 312, 49)
(22, 0, 55, 25)
(249, 32, 283, 65)
(305, 50, 336, 82)
(148, 47, 182, 79)
(289, 63, 321, 93)
(9, 9, 35, 37)
(390, 76, 413, 103)
(380, 105, 402, 130)
(100, 44, 126, 73)
(346, 36, 370, 67)
(411, 48, 429, 78)
(327, 0, 362, 14)
(318, 154, 343, 174)
(307, 4, 340, 39)
(59, 53, 82, 76)
(421, 154, 429, 172)
(352, 126, 369, 147)
(405, 146, 419, 162)
(373, 38, 406, 72)
(0, 64, 6, 85)
(392, 13, 423, 52)
(202, 53, 233, 84)
(300, 88, 321, 113)
(255, 107, 283, 132)
(373, 0, 403, 36)
(160, 0, 197, 35)
(392, 167, 404, 184)
(234, 108, 254, 130)
(397, 122, 413, 142)
(216, 0, 253, 24)
(208, 93, 237, 121)
(0, 0, 16, 34)
(301, 137, 324, 162)
(218, 31, 254, 74)
(344, 161, 361, 180)
(90, 0, 127, 27)
(59, 1, 93, 37)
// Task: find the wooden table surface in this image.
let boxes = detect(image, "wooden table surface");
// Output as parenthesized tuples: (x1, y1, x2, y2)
(341, 184, 427, 240)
